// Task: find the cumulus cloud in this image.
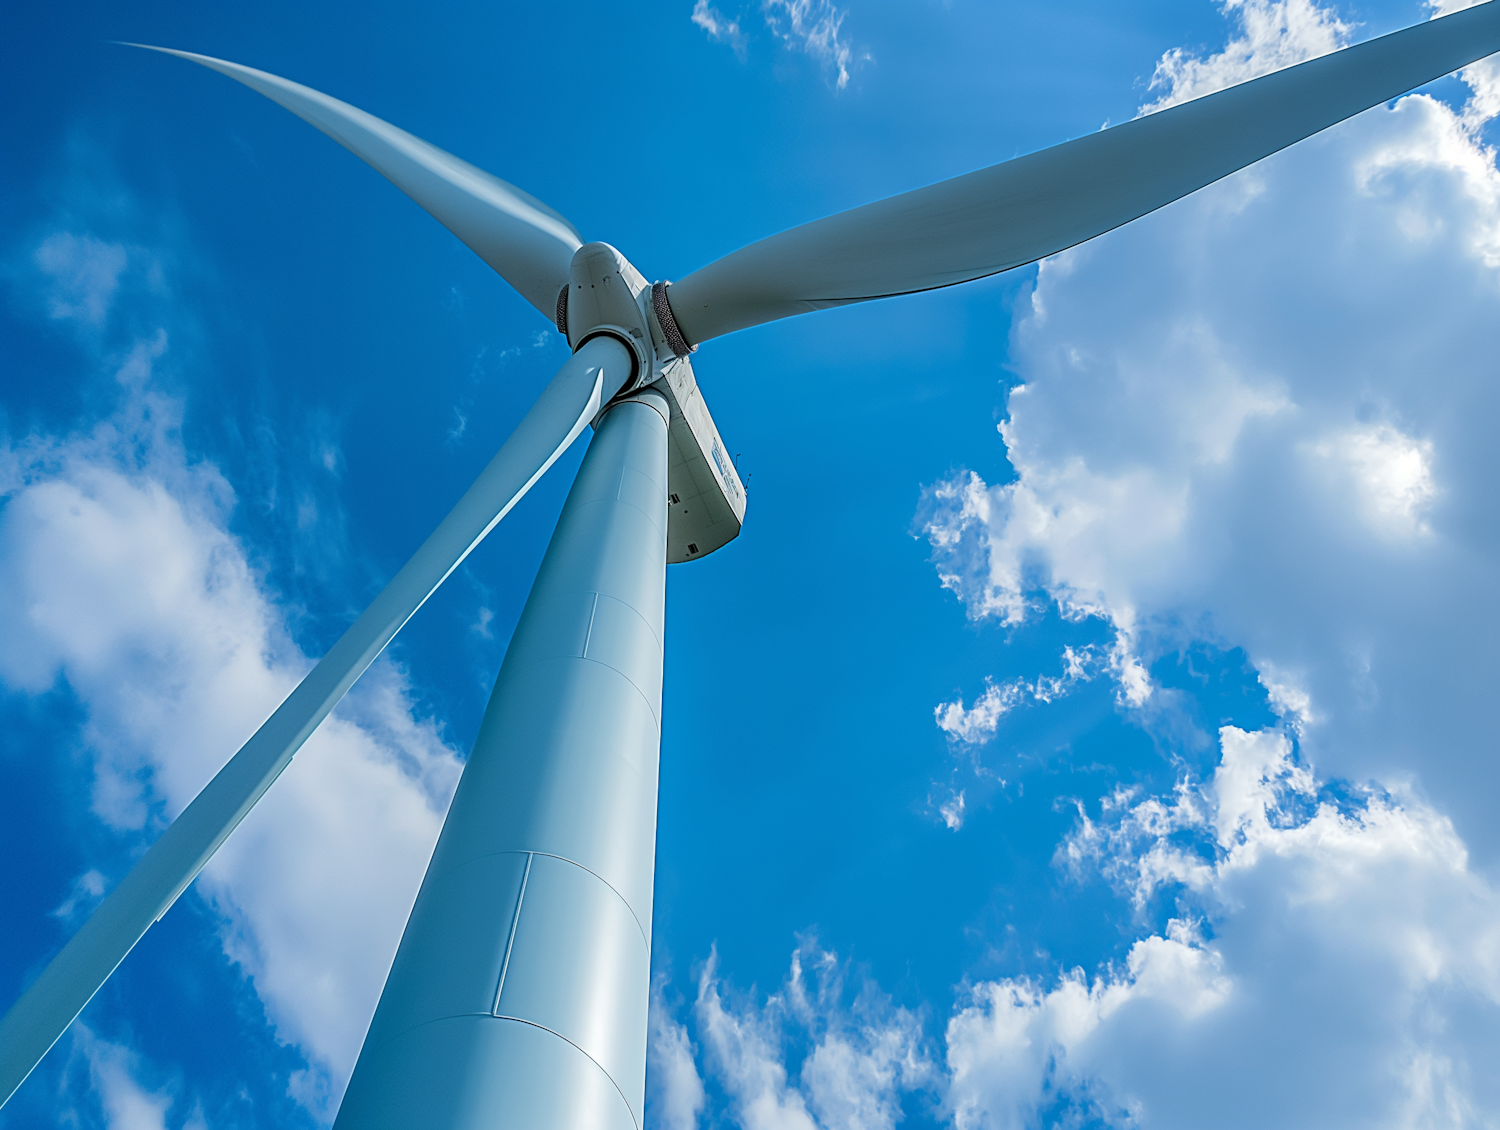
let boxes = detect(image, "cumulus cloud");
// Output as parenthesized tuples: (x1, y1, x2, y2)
(874, 3, 1500, 1123)
(945, 725, 1500, 1128)
(590, 2, 1500, 1125)
(2, 217, 464, 1114)
(1431, 0, 1500, 128)
(1142, 0, 1351, 112)
(919, 0, 1500, 854)
(670, 729, 1500, 1128)
(1308, 423, 1438, 536)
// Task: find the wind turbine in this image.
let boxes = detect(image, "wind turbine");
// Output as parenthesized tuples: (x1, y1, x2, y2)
(3, 5, 1498, 1126)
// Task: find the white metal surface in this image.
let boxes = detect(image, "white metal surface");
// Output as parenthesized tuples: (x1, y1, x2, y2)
(129, 46, 583, 318)
(564, 242, 654, 370)
(657, 356, 745, 562)
(666, 0, 1500, 343)
(7, 8, 1499, 1112)
(0, 337, 633, 1110)
(334, 389, 670, 1130)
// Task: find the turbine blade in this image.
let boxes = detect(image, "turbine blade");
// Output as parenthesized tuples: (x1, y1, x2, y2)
(129, 45, 581, 319)
(667, 1, 1500, 344)
(0, 336, 635, 1109)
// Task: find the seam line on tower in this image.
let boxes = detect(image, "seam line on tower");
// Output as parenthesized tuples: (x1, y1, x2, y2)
(488, 1014, 642, 1130)
(572, 655, 662, 731)
(527, 851, 650, 948)
(354, 1008, 643, 1127)
(580, 593, 600, 657)
(411, 848, 652, 954)
(491, 852, 532, 1015)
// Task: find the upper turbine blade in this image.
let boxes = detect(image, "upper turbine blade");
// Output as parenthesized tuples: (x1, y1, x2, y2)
(131, 45, 581, 319)
(666, 0, 1500, 344)
(0, 336, 636, 1110)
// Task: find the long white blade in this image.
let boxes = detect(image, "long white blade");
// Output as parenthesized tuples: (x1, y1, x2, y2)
(129, 45, 582, 319)
(666, 1, 1500, 344)
(0, 336, 634, 1109)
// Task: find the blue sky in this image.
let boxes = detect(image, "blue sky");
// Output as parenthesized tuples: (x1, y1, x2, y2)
(3, 1, 1499, 1127)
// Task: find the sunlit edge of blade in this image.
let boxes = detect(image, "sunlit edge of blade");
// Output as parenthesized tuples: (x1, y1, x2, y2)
(667, 0, 1500, 344)
(122, 42, 582, 318)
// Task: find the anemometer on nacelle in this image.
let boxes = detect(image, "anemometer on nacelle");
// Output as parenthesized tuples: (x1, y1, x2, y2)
(557, 240, 746, 564)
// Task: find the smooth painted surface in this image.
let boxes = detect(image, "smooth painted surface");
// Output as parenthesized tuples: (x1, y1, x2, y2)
(0, 337, 632, 1111)
(332, 1017, 634, 1130)
(133, 45, 583, 318)
(669, 0, 1500, 342)
(336, 392, 669, 1130)
(659, 356, 745, 564)
(7, 6, 1500, 1123)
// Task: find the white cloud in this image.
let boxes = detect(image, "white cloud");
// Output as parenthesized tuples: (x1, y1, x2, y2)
(1142, 0, 1351, 113)
(1, 228, 463, 1114)
(62, 1025, 196, 1130)
(1430, 0, 1500, 129)
(762, 1, 864, 91)
(933, 645, 1102, 747)
(32, 232, 131, 328)
(1256, 659, 1316, 728)
(697, 954, 821, 1130)
(650, 982, 708, 1130)
(693, 944, 934, 1130)
(690, 0, 868, 91)
(945, 917, 1235, 1130)
(693, 0, 749, 60)
(52, 868, 108, 923)
(891, 3, 1500, 1121)
(676, 728, 1500, 1127)
(1308, 423, 1437, 536)
(919, 0, 1500, 855)
(939, 790, 966, 831)
(962, 725, 1500, 1128)
(935, 679, 1027, 746)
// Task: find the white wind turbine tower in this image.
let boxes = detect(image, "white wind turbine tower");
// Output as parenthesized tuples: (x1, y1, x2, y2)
(3, 6, 1499, 1126)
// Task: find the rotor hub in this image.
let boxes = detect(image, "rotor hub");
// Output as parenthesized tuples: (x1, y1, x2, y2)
(556, 243, 697, 393)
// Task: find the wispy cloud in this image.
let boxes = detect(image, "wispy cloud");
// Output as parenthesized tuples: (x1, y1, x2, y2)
(692, 942, 934, 1130)
(693, 0, 749, 60)
(762, 0, 865, 91)
(63, 1025, 186, 1130)
(934, 645, 1101, 747)
(690, 0, 870, 91)
(937, 790, 965, 831)
(33, 232, 130, 327)
(650, 978, 708, 1130)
